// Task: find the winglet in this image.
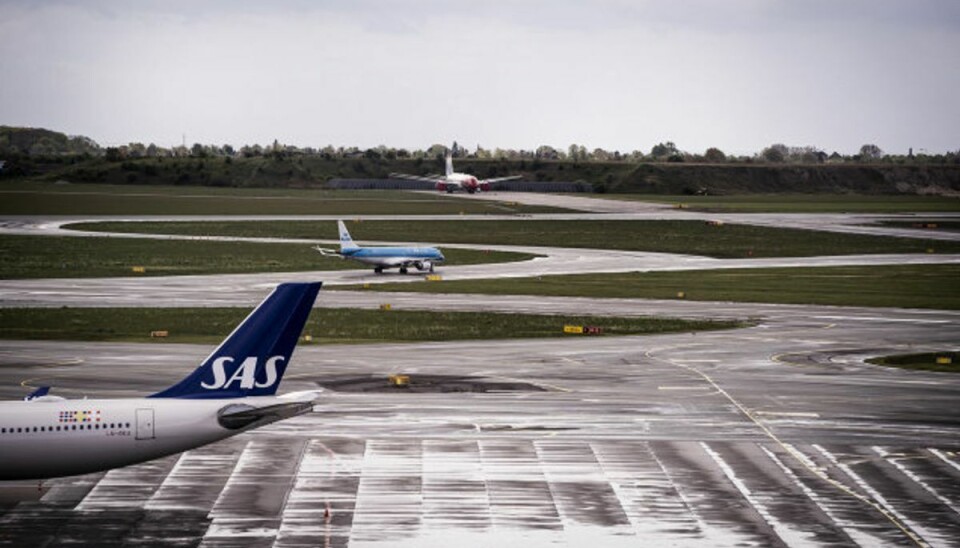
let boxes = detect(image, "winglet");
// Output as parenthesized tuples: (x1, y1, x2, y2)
(150, 282, 322, 399)
(24, 386, 50, 401)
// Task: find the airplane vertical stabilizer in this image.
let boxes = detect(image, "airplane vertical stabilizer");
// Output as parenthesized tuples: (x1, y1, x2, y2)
(337, 220, 360, 252)
(150, 282, 322, 399)
(445, 152, 454, 177)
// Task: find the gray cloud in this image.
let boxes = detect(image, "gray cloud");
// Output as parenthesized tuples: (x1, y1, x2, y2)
(1, 0, 957, 154)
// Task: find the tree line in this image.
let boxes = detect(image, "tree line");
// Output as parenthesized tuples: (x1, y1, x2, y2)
(1, 126, 957, 166)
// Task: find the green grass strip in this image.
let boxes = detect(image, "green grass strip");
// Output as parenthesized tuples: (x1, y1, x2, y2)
(0, 307, 746, 344)
(0, 235, 535, 279)
(594, 194, 960, 213)
(71, 219, 960, 258)
(0, 183, 567, 215)
(867, 351, 960, 373)
(338, 264, 960, 310)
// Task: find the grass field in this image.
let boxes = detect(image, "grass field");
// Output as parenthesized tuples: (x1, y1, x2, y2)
(867, 351, 960, 373)
(72, 219, 960, 258)
(338, 264, 960, 310)
(0, 181, 568, 215)
(0, 307, 745, 344)
(594, 194, 960, 213)
(0, 235, 536, 279)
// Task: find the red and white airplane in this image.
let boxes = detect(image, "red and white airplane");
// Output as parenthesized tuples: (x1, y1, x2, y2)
(391, 151, 521, 194)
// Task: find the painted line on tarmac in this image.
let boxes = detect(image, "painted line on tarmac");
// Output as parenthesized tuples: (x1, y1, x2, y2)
(644, 348, 929, 548)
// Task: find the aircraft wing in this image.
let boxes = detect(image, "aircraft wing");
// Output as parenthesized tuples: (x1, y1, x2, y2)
(483, 175, 523, 184)
(389, 172, 441, 183)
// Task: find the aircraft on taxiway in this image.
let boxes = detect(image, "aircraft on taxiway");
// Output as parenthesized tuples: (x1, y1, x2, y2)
(0, 282, 322, 481)
(315, 220, 444, 274)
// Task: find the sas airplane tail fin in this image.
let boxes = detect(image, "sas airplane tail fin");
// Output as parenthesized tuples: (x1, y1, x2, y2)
(150, 282, 322, 399)
(445, 151, 454, 177)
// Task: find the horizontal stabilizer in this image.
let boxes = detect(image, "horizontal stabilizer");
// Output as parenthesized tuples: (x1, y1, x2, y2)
(314, 246, 343, 258)
(217, 401, 314, 430)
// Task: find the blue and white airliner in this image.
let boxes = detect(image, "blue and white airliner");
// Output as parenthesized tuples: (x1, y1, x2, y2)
(0, 282, 322, 481)
(315, 220, 445, 274)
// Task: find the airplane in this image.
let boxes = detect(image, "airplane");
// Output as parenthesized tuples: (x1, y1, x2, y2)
(0, 282, 323, 481)
(315, 220, 444, 274)
(390, 149, 521, 194)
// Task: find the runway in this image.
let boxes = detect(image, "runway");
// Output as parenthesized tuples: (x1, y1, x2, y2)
(2, 193, 960, 546)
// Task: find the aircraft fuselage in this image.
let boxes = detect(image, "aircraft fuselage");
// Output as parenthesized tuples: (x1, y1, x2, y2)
(0, 394, 294, 480)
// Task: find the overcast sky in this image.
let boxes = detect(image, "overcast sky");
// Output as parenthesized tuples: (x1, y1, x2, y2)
(1, 0, 958, 155)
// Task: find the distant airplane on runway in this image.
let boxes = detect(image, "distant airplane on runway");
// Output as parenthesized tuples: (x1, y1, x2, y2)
(0, 282, 323, 481)
(315, 220, 444, 274)
(390, 146, 521, 193)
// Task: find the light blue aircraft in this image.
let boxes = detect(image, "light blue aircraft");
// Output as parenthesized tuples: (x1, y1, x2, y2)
(315, 220, 445, 274)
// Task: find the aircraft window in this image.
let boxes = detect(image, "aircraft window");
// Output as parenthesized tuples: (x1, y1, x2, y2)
(41, 426, 45, 432)
(33, 427, 38, 432)
(95, 424, 100, 429)
(126, 423, 131, 428)
(56, 426, 61, 431)
(17, 427, 22, 433)
(71, 425, 77, 430)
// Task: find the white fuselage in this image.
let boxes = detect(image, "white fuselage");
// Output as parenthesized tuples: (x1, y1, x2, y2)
(438, 172, 483, 192)
(0, 396, 287, 480)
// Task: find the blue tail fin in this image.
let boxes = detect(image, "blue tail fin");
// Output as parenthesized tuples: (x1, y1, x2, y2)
(337, 220, 359, 252)
(150, 282, 322, 399)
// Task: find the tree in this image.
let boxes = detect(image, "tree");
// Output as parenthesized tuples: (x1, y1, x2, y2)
(592, 148, 611, 162)
(704, 147, 726, 163)
(535, 145, 559, 160)
(426, 144, 447, 159)
(127, 142, 146, 158)
(104, 147, 124, 162)
(761, 143, 788, 163)
(650, 141, 679, 159)
(859, 144, 883, 161)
